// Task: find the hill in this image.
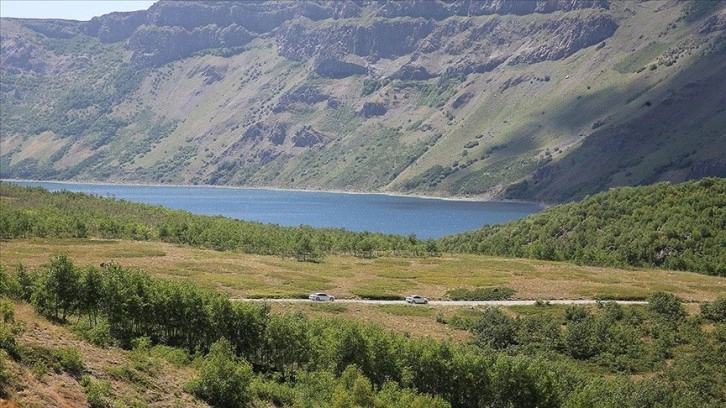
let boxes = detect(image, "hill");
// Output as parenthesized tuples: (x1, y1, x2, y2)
(441, 178, 726, 276)
(1, 0, 725, 202)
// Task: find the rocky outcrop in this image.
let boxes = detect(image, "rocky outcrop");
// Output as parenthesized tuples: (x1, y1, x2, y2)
(446, 55, 507, 76)
(0, 36, 48, 74)
(453, 0, 609, 16)
(127, 23, 252, 66)
(360, 102, 387, 117)
(273, 85, 330, 113)
(84, 11, 147, 43)
(242, 122, 267, 142)
(314, 58, 367, 79)
(451, 92, 474, 109)
(391, 64, 434, 80)
(269, 122, 288, 145)
(700, 13, 726, 35)
(277, 19, 436, 62)
(241, 121, 288, 145)
(372, 0, 609, 19)
(687, 158, 726, 179)
(508, 14, 618, 65)
(292, 126, 327, 147)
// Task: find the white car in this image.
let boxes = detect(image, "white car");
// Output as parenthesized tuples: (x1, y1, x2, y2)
(406, 295, 428, 304)
(309, 293, 335, 301)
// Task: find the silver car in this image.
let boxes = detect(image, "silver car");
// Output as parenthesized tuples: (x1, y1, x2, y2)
(406, 295, 428, 304)
(309, 292, 335, 301)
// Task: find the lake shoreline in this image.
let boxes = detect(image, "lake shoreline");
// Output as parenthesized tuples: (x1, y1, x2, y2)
(2, 179, 544, 238)
(1, 178, 547, 207)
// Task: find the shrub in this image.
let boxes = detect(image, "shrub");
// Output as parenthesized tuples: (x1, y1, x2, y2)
(700, 297, 726, 323)
(0, 350, 11, 397)
(57, 347, 85, 377)
(446, 287, 515, 301)
(472, 308, 518, 349)
(186, 338, 254, 407)
(647, 292, 686, 321)
(0, 300, 14, 324)
(564, 305, 591, 323)
(351, 292, 405, 301)
(251, 377, 295, 407)
(81, 375, 113, 408)
(71, 321, 112, 347)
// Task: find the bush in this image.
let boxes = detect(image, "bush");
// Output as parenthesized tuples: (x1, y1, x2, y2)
(71, 321, 112, 347)
(700, 297, 726, 323)
(186, 338, 254, 407)
(472, 308, 518, 349)
(0, 300, 14, 324)
(647, 292, 686, 321)
(446, 287, 515, 301)
(56, 347, 85, 377)
(250, 377, 295, 407)
(0, 350, 11, 398)
(81, 375, 113, 408)
(351, 292, 405, 301)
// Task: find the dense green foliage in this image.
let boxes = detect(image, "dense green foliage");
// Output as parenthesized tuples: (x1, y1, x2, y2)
(186, 338, 254, 407)
(2, 257, 725, 407)
(445, 287, 515, 301)
(0, 183, 440, 259)
(3, 179, 725, 277)
(441, 178, 726, 276)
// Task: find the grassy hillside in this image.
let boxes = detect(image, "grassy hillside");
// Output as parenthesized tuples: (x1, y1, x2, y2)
(441, 178, 726, 276)
(1, 0, 725, 202)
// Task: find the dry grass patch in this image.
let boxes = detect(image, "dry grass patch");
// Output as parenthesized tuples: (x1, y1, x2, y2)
(2, 239, 725, 304)
(3, 303, 204, 408)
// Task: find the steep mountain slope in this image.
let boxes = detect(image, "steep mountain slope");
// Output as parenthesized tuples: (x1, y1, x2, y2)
(1, 0, 724, 202)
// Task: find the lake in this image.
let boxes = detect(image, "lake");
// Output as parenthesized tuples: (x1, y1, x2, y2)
(8, 181, 543, 239)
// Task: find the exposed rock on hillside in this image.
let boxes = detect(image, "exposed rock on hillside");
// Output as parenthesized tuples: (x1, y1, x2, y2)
(314, 58, 368, 79)
(0, 36, 48, 74)
(2, 0, 725, 202)
(360, 102, 387, 117)
(292, 126, 328, 147)
(508, 15, 618, 64)
(274, 85, 329, 113)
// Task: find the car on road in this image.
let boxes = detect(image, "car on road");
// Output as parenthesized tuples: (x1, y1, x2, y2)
(406, 295, 428, 304)
(309, 293, 335, 301)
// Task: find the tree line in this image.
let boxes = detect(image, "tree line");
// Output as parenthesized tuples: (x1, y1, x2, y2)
(2, 255, 725, 407)
(0, 183, 441, 260)
(441, 178, 726, 276)
(1, 178, 724, 275)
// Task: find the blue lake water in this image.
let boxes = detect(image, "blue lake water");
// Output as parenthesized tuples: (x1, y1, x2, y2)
(9, 181, 543, 239)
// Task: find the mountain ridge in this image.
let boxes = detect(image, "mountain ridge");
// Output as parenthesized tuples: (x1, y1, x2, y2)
(1, 0, 725, 203)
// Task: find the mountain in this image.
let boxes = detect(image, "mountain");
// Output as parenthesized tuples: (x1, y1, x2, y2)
(1, 0, 724, 202)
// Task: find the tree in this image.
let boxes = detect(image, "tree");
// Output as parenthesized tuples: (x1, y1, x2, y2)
(187, 338, 254, 407)
(472, 307, 518, 350)
(79, 266, 105, 326)
(32, 254, 80, 321)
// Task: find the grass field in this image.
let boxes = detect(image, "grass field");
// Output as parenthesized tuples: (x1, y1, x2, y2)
(3, 238, 724, 340)
(3, 238, 724, 303)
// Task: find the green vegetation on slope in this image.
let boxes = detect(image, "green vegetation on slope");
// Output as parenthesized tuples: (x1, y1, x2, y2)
(2, 178, 725, 276)
(0, 182, 441, 260)
(2, 256, 725, 407)
(441, 178, 726, 276)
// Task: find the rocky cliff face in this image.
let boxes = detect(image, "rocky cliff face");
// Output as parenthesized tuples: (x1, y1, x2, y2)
(2, 0, 725, 202)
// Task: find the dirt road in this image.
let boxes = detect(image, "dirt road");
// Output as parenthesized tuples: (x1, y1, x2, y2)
(235, 299, 648, 306)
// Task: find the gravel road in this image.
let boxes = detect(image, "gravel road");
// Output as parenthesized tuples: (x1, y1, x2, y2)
(234, 299, 648, 306)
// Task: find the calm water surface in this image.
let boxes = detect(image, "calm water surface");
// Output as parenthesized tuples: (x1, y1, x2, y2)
(10, 181, 543, 239)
